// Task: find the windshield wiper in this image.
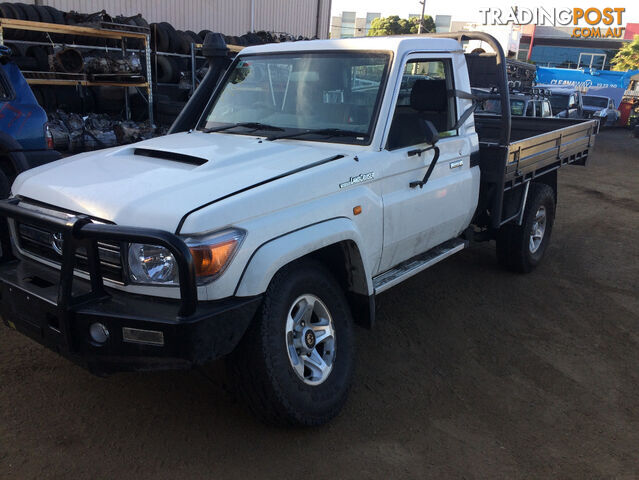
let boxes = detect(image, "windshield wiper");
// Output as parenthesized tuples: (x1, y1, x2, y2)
(267, 128, 366, 141)
(201, 122, 285, 134)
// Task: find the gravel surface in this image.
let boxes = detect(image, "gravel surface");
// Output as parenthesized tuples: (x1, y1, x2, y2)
(1, 129, 638, 479)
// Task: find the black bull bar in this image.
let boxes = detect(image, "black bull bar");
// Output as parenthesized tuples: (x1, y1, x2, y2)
(0, 198, 198, 327)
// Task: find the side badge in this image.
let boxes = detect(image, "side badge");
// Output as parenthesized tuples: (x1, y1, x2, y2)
(339, 172, 374, 189)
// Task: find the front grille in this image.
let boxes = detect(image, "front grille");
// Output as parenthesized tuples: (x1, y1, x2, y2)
(16, 222, 125, 283)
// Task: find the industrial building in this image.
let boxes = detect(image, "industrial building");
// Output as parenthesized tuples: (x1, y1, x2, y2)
(35, 0, 332, 38)
(330, 11, 380, 38)
(517, 25, 636, 69)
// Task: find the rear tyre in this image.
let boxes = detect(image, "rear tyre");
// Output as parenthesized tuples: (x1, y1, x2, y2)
(198, 29, 212, 41)
(154, 55, 178, 83)
(159, 22, 179, 53)
(25, 45, 49, 71)
(185, 30, 202, 44)
(2, 2, 24, 40)
(175, 30, 192, 54)
(150, 23, 169, 52)
(15, 3, 40, 40)
(228, 259, 355, 426)
(496, 183, 556, 273)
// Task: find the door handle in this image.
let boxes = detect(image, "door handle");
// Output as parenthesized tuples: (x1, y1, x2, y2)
(449, 159, 464, 169)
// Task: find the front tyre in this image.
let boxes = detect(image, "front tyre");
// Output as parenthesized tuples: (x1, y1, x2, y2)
(496, 183, 556, 273)
(228, 259, 355, 426)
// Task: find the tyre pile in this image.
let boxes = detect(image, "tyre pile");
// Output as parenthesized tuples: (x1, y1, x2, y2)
(148, 24, 310, 127)
(151, 22, 310, 53)
(0, 2, 311, 141)
(0, 3, 311, 50)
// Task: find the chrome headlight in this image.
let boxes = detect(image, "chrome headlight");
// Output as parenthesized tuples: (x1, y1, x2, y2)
(128, 243, 178, 285)
(126, 228, 245, 286)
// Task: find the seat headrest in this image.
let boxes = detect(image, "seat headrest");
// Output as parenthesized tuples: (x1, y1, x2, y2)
(410, 79, 448, 112)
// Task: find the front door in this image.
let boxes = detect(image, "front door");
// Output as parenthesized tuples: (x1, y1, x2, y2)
(378, 56, 478, 272)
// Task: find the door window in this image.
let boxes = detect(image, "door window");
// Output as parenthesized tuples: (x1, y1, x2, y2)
(541, 100, 552, 117)
(387, 59, 456, 150)
(568, 94, 577, 109)
(510, 100, 525, 116)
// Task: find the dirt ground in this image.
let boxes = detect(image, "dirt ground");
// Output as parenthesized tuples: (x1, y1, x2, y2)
(0, 129, 638, 479)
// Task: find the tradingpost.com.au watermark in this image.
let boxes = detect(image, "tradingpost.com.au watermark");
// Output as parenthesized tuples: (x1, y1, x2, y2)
(479, 7, 626, 38)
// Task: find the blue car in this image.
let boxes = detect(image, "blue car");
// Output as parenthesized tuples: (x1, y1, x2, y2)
(0, 44, 60, 198)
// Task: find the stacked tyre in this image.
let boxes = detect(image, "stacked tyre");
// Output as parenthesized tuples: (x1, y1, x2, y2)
(1, 2, 310, 126)
(0, 3, 150, 47)
(150, 22, 207, 53)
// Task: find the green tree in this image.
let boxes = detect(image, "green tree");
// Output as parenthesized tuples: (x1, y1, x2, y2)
(407, 15, 436, 34)
(367, 15, 435, 36)
(611, 35, 639, 71)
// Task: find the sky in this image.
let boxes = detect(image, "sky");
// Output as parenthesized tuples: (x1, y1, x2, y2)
(330, 0, 639, 26)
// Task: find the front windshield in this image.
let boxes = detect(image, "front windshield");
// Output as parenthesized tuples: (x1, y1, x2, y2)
(549, 94, 569, 112)
(201, 51, 391, 143)
(583, 96, 608, 108)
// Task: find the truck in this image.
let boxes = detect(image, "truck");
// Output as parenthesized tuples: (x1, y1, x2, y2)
(0, 45, 60, 201)
(582, 94, 621, 126)
(0, 33, 598, 426)
(477, 88, 554, 118)
(537, 84, 586, 119)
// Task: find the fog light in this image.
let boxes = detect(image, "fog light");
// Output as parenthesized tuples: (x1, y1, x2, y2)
(89, 323, 109, 344)
(122, 327, 164, 346)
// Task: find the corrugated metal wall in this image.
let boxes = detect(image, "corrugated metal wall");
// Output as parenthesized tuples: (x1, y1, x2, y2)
(35, 0, 331, 38)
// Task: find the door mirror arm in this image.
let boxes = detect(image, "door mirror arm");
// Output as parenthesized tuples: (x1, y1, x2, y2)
(408, 120, 441, 189)
(409, 145, 440, 189)
(407, 144, 435, 158)
(407, 120, 439, 157)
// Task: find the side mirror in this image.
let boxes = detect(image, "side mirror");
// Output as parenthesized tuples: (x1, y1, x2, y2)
(423, 120, 439, 145)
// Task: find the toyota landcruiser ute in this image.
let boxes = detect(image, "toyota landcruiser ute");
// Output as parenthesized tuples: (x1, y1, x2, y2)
(0, 33, 597, 426)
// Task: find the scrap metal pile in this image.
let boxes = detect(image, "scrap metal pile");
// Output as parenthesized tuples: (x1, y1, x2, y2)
(47, 111, 161, 153)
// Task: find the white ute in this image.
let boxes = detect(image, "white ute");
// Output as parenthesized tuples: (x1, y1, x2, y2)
(0, 32, 597, 425)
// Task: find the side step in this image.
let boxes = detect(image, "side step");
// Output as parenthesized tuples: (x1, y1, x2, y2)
(373, 238, 467, 294)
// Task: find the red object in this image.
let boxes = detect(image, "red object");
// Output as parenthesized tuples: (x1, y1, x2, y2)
(526, 24, 536, 61)
(624, 23, 639, 40)
(44, 124, 54, 149)
(618, 100, 634, 126)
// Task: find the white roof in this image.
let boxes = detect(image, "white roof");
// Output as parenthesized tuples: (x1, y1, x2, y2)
(240, 36, 462, 56)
